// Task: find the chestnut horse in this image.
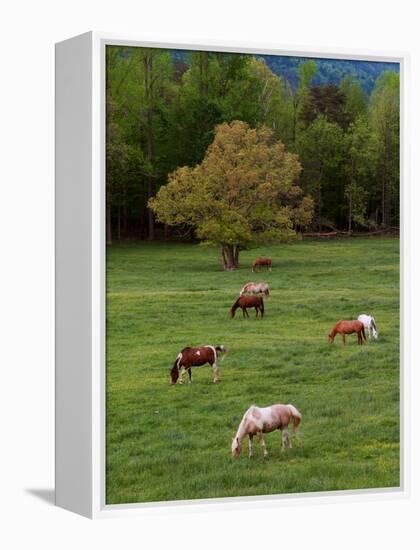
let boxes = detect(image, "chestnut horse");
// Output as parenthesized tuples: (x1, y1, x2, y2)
(328, 320, 366, 345)
(252, 257, 272, 272)
(231, 404, 302, 459)
(240, 282, 269, 297)
(170, 345, 227, 384)
(230, 295, 264, 318)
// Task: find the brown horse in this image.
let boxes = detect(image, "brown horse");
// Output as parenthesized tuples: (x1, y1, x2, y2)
(170, 345, 227, 384)
(328, 320, 367, 345)
(252, 257, 272, 272)
(230, 295, 264, 318)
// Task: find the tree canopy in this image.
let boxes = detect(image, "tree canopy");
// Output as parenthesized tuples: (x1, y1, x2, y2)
(149, 121, 313, 269)
(106, 47, 400, 243)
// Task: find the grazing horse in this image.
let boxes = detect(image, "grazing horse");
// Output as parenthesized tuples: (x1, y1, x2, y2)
(170, 345, 227, 385)
(328, 320, 366, 345)
(358, 314, 378, 339)
(231, 404, 302, 459)
(230, 295, 264, 318)
(252, 257, 272, 272)
(240, 282, 270, 297)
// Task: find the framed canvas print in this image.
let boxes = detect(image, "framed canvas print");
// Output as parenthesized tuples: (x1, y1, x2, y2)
(55, 32, 408, 518)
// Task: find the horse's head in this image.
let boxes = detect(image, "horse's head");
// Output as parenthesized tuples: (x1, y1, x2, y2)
(229, 307, 236, 319)
(170, 364, 179, 384)
(231, 437, 242, 459)
(328, 333, 334, 344)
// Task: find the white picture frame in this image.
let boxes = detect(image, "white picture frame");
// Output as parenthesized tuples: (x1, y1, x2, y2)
(55, 31, 410, 518)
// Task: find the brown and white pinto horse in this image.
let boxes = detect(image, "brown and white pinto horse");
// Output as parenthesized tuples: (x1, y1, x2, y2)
(232, 404, 302, 459)
(170, 345, 227, 384)
(252, 257, 272, 272)
(328, 320, 367, 345)
(240, 282, 269, 297)
(230, 295, 264, 318)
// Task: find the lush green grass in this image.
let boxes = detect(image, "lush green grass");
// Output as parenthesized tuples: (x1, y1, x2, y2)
(106, 237, 400, 504)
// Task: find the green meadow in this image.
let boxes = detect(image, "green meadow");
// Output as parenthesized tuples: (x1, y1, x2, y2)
(106, 237, 400, 504)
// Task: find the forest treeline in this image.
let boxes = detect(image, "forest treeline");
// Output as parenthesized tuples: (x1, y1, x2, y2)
(106, 47, 399, 242)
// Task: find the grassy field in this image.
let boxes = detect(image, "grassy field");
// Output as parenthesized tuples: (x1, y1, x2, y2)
(106, 237, 400, 505)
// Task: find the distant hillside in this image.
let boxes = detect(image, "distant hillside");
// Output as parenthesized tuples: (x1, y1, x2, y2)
(260, 55, 399, 93)
(172, 50, 399, 94)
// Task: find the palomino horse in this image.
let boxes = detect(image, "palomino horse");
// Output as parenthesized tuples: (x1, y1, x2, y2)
(358, 314, 378, 339)
(328, 320, 366, 345)
(230, 295, 264, 318)
(252, 257, 272, 272)
(231, 404, 302, 459)
(170, 345, 227, 384)
(240, 282, 270, 297)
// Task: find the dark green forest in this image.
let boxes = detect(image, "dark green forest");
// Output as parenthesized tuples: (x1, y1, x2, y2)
(106, 47, 399, 243)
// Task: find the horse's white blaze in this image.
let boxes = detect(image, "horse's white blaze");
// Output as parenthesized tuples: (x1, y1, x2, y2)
(196, 351, 200, 356)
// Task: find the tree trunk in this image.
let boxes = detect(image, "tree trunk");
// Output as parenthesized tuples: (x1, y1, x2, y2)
(348, 194, 352, 234)
(234, 244, 240, 268)
(144, 52, 155, 240)
(106, 204, 112, 245)
(118, 206, 122, 241)
(318, 178, 322, 232)
(222, 244, 240, 270)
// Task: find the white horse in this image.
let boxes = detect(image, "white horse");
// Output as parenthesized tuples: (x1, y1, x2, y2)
(231, 404, 302, 459)
(358, 314, 378, 339)
(239, 282, 270, 297)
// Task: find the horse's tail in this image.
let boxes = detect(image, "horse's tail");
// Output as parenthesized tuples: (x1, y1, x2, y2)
(287, 404, 302, 436)
(259, 297, 264, 315)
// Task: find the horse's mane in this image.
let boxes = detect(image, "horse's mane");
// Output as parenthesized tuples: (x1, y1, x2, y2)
(236, 405, 257, 437)
(371, 317, 377, 331)
(231, 297, 241, 309)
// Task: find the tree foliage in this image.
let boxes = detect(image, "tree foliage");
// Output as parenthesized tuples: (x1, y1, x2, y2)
(149, 121, 313, 269)
(106, 46, 400, 243)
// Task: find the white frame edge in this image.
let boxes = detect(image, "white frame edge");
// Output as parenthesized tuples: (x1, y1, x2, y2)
(55, 31, 410, 519)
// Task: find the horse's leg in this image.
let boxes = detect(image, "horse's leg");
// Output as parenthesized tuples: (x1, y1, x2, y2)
(188, 368, 192, 384)
(281, 429, 291, 451)
(244, 308, 249, 318)
(257, 431, 268, 457)
(255, 307, 258, 318)
(211, 362, 221, 383)
(248, 435, 254, 458)
(179, 367, 185, 384)
(342, 334, 346, 345)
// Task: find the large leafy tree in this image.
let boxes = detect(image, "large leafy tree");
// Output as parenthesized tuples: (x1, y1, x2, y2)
(343, 117, 379, 232)
(297, 117, 345, 230)
(301, 84, 351, 129)
(340, 75, 368, 121)
(149, 121, 313, 269)
(369, 71, 399, 227)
